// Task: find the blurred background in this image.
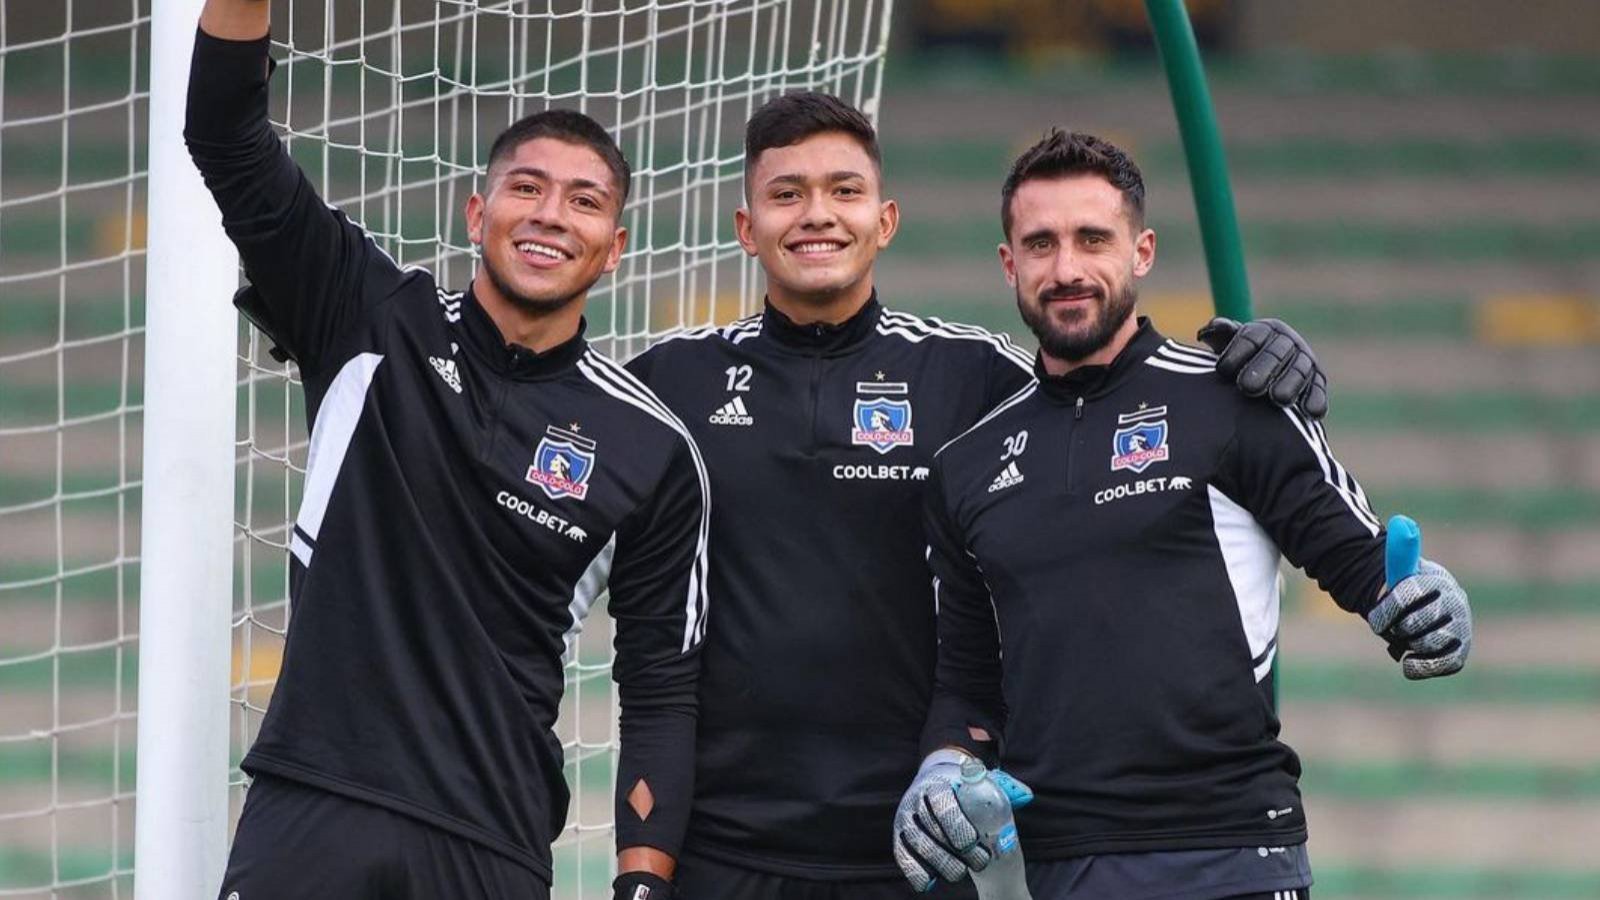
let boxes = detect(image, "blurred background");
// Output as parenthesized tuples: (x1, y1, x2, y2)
(2, 0, 1597, 897)
(879, 2, 1600, 897)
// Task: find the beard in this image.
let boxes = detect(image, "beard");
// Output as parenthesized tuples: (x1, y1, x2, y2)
(480, 250, 586, 316)
(1017, 280, 1138, 363)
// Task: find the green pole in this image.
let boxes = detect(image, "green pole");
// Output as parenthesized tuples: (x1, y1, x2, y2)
(1144, 0, 1276, 702)
(1143, 0, 1253, 322)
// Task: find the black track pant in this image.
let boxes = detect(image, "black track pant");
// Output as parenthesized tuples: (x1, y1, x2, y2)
(674, 851, 979, 900)
(219, 774, 549, 900)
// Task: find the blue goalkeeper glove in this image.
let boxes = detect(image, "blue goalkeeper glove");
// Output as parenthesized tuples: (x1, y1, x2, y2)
(893, 749, 1032, 892)
(1367, 515, 1473, 680)
(1198, 316, 1329, 419)
(613, 871, 672, 900)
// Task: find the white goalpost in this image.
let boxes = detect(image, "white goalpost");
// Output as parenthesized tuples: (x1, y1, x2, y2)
(132, 0, 239, 897)
(0, 1, 894, 898)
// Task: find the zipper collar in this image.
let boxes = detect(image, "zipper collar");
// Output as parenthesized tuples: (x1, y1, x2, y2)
(1033, 317, 1166, 405)
(761, 292, 881, 354)
(458, 284, 589, 380)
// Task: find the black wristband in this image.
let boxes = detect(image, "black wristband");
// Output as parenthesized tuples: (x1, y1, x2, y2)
(612, 871, 674, 900)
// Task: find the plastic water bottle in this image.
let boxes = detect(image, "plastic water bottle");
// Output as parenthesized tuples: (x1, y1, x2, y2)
(954, 758, 1032, 900)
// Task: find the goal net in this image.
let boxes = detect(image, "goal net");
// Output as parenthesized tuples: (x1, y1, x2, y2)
(0, 0, 893, 897)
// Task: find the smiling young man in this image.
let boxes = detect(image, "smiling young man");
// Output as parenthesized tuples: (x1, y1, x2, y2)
(624, 95, 1334, 898)
(187, 2, 708, 898)
(895, 130, 1472, 900)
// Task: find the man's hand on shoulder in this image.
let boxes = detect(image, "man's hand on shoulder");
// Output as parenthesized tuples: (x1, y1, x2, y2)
(1198, 316, 1329, 419)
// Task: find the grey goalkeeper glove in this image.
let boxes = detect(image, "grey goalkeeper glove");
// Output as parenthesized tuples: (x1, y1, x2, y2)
(1367, 558, 1473, 680)
(893, 749, 989, 891)
(1197, 316, 1329, 419)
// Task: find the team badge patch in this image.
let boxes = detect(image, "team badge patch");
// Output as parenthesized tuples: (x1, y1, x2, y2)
(527, 425, 596, 501)
(1111, 404, 1170, 473)
(851, 380, 914, 454)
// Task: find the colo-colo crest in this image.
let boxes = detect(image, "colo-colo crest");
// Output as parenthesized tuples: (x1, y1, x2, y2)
(851, 380, 914, 455)
(527, 425, 596, 501)
(1110, 404, 1170, 474)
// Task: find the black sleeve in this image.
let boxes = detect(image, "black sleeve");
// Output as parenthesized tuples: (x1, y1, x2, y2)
(919, 458, 1006, 766)
(185, 29, 409, 376)
(607, 433, 709, 858)
(1215, 402, 1388, 615)
(982, 342, 1035, 408)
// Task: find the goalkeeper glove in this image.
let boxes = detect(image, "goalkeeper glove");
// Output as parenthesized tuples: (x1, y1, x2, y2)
(893, 750, 1032, 892)
(1198, 317, 1329, 419)
(612, 871, 672, 900)
(1367, 515, 1472, 680)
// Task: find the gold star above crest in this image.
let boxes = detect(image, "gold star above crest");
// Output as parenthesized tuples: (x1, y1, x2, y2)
(1138, 402, 1148, 410)
(568, 422, 581, 432)
(875, 370, 886, 380)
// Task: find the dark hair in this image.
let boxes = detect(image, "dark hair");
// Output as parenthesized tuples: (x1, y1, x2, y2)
(744, 92, 881, 179)
(1000, 129, 1145, 238)
(486, 109, 632, 207)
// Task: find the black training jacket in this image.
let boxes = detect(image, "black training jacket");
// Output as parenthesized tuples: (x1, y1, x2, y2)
(924, 319, 1387, 861)
(186, 30, 708, 881)
(625, 297, 1034, 878)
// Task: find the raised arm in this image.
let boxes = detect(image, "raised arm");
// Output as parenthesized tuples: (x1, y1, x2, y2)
(187, 0, 410, 375)
(605, 432, 710, 898)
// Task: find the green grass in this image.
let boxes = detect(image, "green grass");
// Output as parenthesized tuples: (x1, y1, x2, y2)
(0, 646, 139, 692)
(1283, 662, 1600, 705)
(883, 134, 1600, 182)
(0, 744, 136, 788)
(1433, 580, 1599, 618)
(0, 846, 131, 893)
(1290, 579, 1598, 619)
(888, 218, 1600, 263)
(0, 295, 144, 342)
(1302, 762, 1600, 801)
(0, 381, 306, 435)
(0, 382, 138, 429)
(1314, 866, 1600, 899)
(888, 50, 1600, 98)
(1332, 391, 1600, 434)
(1365, 488, 1600, 531)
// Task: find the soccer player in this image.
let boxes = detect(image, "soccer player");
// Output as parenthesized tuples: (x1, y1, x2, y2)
(894, 130, 1474, 900)
(626, 94, 1332, 898)
(188, 3, 707, 898)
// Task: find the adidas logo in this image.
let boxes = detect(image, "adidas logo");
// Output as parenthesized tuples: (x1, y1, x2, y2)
(988, 461, 1024, 493)
(429, 356, 462, 394)
(708, 396, 754, 426)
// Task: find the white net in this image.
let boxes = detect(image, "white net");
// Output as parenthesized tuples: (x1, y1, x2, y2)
(0, 1, 892, 897)
(0, 0, 148, 896)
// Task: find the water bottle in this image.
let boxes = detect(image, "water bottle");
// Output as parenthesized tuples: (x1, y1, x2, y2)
(954, 758, 1032, 900)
